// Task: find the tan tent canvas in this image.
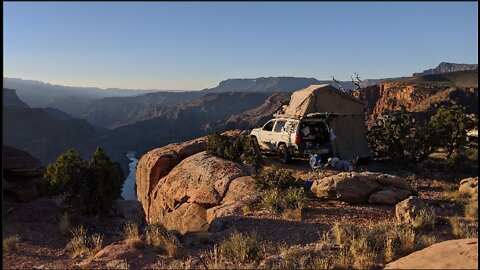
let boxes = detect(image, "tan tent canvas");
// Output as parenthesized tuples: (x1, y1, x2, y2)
(283, 84, 370, 160)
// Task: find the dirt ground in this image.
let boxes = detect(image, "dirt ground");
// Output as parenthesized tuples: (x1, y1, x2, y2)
(2, 155, 477, 269)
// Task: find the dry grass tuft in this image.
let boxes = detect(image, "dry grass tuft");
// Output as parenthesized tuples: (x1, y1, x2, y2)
(66, 226, 104, 258)
(90, 233, 104, 254)
(67, 226, 90, 258)
(449, 217, 478, 238)
(122, 222, 143, 249)
(411, 207, 436, 231)
(145, 223, 181, 258)
(3, 235, 20, 253)
(219, 231, 260, 263)
(464, 199, 478, 221)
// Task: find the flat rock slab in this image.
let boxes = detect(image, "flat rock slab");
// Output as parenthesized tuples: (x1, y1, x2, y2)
(385, 238, 478, 269)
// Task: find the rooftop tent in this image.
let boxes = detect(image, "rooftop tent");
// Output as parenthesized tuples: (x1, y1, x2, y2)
(283, 84, 370, 160)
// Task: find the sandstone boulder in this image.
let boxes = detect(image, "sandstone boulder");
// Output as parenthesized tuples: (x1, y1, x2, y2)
(395, 196, 428, 224)
(459, 177, 478, 198)
(92, 241, 141, 262)
(138, 150, 258, 234)
(3, 146, 45, 202)
(385, 238, 478, 269)
(135, 137, 208, 218)
(369, 187, 413, 205)
(311, 172, 413, 204)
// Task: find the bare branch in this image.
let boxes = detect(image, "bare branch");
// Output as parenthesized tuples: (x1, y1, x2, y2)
(330, 76, 345, 91)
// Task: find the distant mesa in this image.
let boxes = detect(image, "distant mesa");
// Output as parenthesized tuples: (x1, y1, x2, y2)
(413, 62, 478, 77)
(202, 77, 357, 93)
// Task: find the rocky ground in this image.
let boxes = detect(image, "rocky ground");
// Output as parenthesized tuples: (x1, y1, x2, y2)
(3, 153, 478, 269)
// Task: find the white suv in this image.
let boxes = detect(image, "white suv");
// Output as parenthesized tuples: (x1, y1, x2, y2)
(250, 115, 332, 163)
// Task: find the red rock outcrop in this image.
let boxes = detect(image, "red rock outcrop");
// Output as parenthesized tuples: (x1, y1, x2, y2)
(3, 146, 45, 202)
(353, 70, 478, 126)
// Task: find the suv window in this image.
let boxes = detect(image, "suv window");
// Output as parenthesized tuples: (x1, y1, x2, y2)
(263, 120, 275, 131)
(274, 120, 286, 132)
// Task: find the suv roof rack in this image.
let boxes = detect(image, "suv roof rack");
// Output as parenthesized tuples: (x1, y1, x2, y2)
(272, 112, 340, 119)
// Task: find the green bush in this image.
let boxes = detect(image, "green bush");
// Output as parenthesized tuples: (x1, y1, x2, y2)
(368, 109, 437, 163)
(369, 106, 477, 165)
(44, 148, 124, 215)
(429, 105, 477, 164)
(253, 167, 301, 191)
(282, 187, 306, 210)
(254, 168, 305, 214)
(206, 132, 262, 166)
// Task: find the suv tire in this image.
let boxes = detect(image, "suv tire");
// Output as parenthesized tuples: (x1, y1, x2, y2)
(277, 144, 291, 164)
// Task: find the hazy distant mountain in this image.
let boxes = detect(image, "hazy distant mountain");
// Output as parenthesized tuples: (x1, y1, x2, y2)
(202, 77, 357, 93)
(75, 91, 205, 129)
(41, 107, 76, 122)
(218, 92, 292, 131)
(3, 88, 30, 108)
(3, 77, 162, 109)
(3, 88, 128, 171)
(106, 92, 274, 155)
(413, 62, 478, 77)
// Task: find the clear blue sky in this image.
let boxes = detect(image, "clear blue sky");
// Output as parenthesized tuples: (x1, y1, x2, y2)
(3, 2, 478, 90)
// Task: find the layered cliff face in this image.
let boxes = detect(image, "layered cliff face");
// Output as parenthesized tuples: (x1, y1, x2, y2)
(353, 70, 478, 123)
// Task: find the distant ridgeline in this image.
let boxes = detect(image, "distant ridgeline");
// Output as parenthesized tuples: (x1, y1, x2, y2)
(413, 62, 478, 77)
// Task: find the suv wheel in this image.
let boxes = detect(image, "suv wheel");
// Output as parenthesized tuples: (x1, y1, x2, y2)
(277, 144, 291, 164)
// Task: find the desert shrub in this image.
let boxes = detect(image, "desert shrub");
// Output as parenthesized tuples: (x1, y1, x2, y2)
(44, 148, 124, 215)
(259, 187, 306, 216)
(429, 105, 477, 162)
(219, 231, 260, 263)
(254, 168, 306, 215)
(207, 132, 262, 166)
(3, 235, 20, 253)
(254, 167, 301, 191)
(282, 187, 306, 210)
(260, 189, 282, 213)
(368, 109, 437, 163)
